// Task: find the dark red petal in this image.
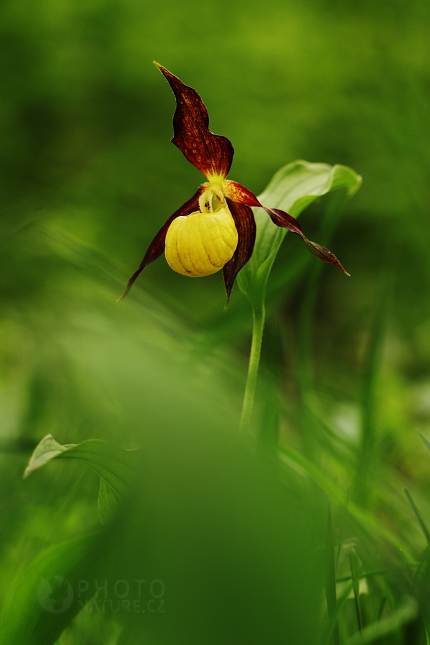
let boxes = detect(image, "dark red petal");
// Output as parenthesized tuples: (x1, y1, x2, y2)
(155, 63, 234, 181)
(118, 188, 204, 300)
(223, 199, 256, 305)
(263, 207, 350, 275)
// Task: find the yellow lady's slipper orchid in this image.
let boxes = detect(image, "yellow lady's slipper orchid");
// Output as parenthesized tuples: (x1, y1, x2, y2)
(120, 63, 348, 303)
(165, 207, 238, 277)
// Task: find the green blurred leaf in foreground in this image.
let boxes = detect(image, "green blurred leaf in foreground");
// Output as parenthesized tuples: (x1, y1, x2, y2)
(9, 403, 326, 644)
(0, 532, 101, 645)
(24, 434, 137, 526)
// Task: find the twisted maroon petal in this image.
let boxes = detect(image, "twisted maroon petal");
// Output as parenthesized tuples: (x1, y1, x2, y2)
(223, 199, 256, 305)
(224, 180, 349, 275)
(118, 187, 204, 300)
(156, 63, 234, 181)
(262, 207, 350, 275)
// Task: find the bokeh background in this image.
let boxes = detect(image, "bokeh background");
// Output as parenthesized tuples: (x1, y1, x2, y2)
(1, 0, 430, 642)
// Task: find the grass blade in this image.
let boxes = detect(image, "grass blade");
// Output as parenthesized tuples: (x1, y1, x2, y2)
(324, 504, 340, 645)
(404, 488, 430, 545)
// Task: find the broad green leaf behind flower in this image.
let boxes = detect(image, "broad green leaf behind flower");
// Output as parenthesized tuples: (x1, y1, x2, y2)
(237, 160, 361, 306)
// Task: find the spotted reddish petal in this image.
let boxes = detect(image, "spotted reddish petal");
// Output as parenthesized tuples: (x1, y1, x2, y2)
(223, 180, 260, 207)
(118, 187, 204, 300)
(223, 199, 256, 304)
(155, 63, 234, 181)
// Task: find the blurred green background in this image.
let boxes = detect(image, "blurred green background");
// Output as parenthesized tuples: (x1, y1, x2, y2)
(2, 0, 430, 642)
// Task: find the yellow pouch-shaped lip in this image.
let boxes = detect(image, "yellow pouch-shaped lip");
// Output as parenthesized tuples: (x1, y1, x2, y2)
(165, 208, 238, 277)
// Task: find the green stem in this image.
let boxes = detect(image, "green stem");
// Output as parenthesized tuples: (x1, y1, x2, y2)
(240, 302, 265, 433)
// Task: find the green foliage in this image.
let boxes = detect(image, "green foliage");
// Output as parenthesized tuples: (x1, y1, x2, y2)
(24, 435, 137, 526)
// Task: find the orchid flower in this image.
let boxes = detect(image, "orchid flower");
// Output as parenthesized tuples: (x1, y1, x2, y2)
(119, 63, 348, 303)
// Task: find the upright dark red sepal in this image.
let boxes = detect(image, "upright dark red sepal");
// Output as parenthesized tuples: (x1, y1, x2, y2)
(118, 188, 204, 300)
(263, 207, 350, 275)
(223, 199, 256, 305)
(155, 63, 234, 181)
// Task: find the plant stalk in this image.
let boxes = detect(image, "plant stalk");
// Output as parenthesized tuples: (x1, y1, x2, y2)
(240, 302, 265, 433)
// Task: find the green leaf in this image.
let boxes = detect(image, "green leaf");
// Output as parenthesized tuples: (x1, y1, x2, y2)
(419, 431, 430, 453)
(0, 532, 102, 645)
(237, 160, 361, 304)
(343, 596, 418, 645)
(98, 478, 122, 527)
(324, 505, 340, 645)
(349, 552, 363, 633)
(24, 434, 137, 526)
(404, 487, 430, 545)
